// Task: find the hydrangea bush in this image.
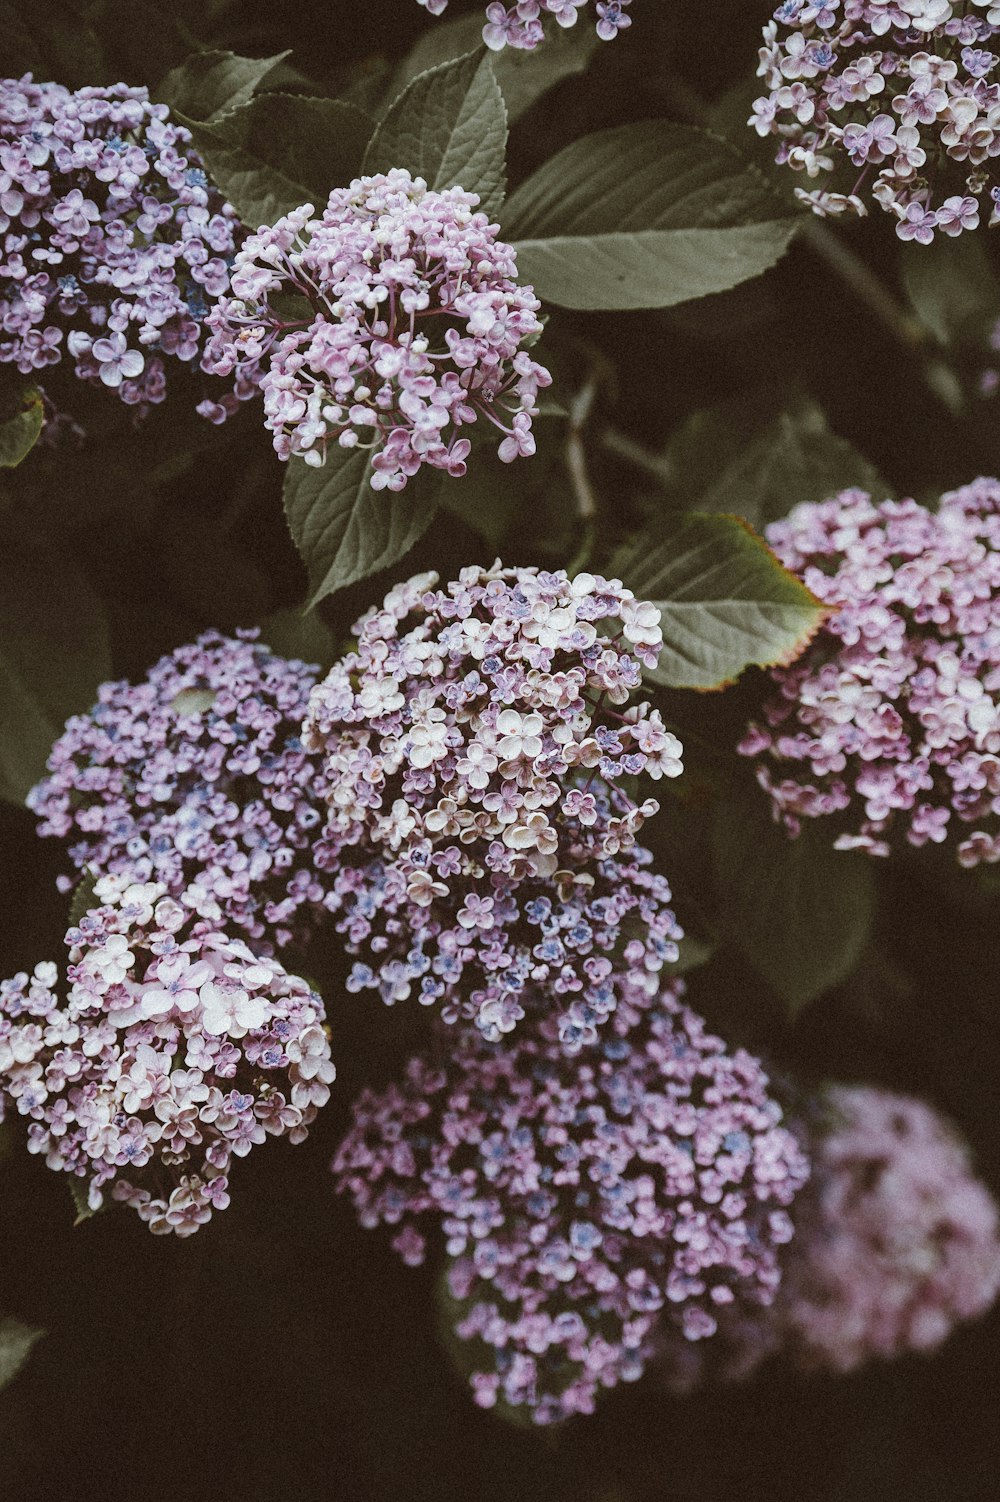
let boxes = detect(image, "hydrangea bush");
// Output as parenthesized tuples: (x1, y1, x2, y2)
(334, 978, 809, 1422)
(739, 481, 1000, 864)
(0, 76, 256, 419)
(752, 1, 1000, 239)
(0, 875, 334, 1236)
(203, 172, 551, 487)
(3, 0, 1000, 1492)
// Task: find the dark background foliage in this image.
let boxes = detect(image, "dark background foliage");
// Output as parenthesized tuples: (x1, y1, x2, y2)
(2, 1, 1000, 1497)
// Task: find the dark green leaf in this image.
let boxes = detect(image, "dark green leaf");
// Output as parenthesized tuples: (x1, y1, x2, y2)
(363, 50, 508, 219)
(614, 512, 827, 691)
(0, 1318, 44, 1392)
(182, 94, 374, 228)
(657, 395, 889, 529)
(69, 1177, 102, 1226)
(390, 14, 596, 125)
(0, 0, 104, 88)
(0, 550, 112, 806)
(157, 48, 289, 122)
(283, 452, 438, 608)
(68, 872, 101, 931)
(256, 606, 338, 670)
(900, 234, 1000, 347)
(0, 383, 44, 470)
(713, 780, 876, 1015)
(504, 122, 800, 311)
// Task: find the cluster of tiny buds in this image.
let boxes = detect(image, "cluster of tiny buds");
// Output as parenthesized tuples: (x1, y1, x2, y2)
(0, 877, 334, 1236)
(0, 75, 257, 420)
(752, 1, 1000, 240)
(203, 171, 550, 490)
(417, 0, 632, 50)
(740, 480, 1000, 866)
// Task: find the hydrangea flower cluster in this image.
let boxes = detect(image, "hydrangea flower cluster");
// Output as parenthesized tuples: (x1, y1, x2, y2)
(739, 480, 1000, 865)
(417, 0, 632, 50)
(657, 1085, 1000, 1389)
(202, 170, 551, 489)
(0, 75, 258, 419)
(29, 631, 335, 950)
(304, 564, 684, 1045)
(751, 2, 1000, 240)
(333, 978, 809, 1423)
(0, 876, 334, 1237)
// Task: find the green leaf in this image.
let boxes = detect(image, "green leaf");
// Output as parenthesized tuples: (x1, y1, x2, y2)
(900, 234, 1000, 347)
(390, 14, 596, 125)
(0, 0, 103, 88)
(0, 550, 111, 806)
(0, 1318, 43, 1393)
(182, 94, 374, 228)
(256, 606, 338, 670)
(713, 781, 876, 1015)
(69, 1177, 102, 1226)
(67, 872, 101, 931)
(657, 395, 889, 530)
(363, 50, 508, 219)
(157, 48, 289, 122)
(614, 512, 827, 692)
(503, 122, 800, 311)
(283, 452, 438, 608)
(0, 383, 44, 470)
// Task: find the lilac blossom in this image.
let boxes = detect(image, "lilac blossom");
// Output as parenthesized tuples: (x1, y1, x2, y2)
(738, 481, 1000, 866)
(304, 564, 684, 1045)
(657, 1085, 1000, 1388)
(29, 632, 336, 951)
(0, 75, 259, 419)
(0, 876, 335, 1236)
(752, 2, 1000, 240)
(202, 170, 551, 489)
(333, 977, 809, 1423)
(416, 0, 631, 50)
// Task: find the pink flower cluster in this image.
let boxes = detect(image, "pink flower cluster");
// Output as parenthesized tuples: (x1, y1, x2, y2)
(304, 564, 684, 1045)
(0, 876, 334, 1237)
(0, 75, 257, 419)
(333, 978, 808, 1424)
(739, 481, 1000, 865)
(417, 0, 632, 49)
(657, 1084, 1000, 1389)
(752, 1, 1000, 240)
(202, 170, 551, 489)
(29, 631, 335, 951)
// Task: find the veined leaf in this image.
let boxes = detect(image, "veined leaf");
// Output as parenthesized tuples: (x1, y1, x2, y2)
(614, 512, 827, 691)
(0, 383, 44, 470)
(182, 93, 373, 228)
(363, 49, 507, 220)
(0, 1318, 44, 1392)
(713, 779, 876, 1016)
(504, 121, 800, 311)
(157, 48, 289, 123)
(283, 451, 438, 608)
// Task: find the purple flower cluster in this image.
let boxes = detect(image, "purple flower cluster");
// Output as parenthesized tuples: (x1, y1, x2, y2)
(202, 170, 551, 489)
(29, 631, 335, 950)
(0, 875, 334, 1237)
(657, 1084, 1000, 1388)
(417, 0, 632, 49)
(739, 481, 1000, 865)
(752, 1, 1000, 240)
(333, 978, 808, 1423)
(0, 75, 256, 420)
(304, 564, 684, 1045)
